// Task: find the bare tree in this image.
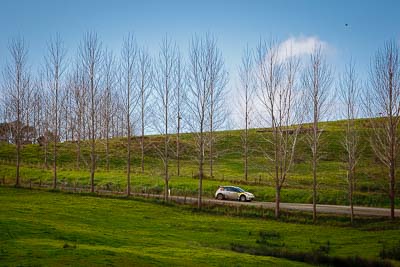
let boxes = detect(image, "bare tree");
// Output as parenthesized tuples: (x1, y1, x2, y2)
(71, 61, 87, 170)
(187, 35, 224, 208)
(102, 49, 116, 172)
(365, 41, 400, 220)
(45, 34, 66, 189)
(61, 75, 74, 142)
(64, 73, 75, 142)
(238, 45, 256, 181)
(31, 73, 44, 143)
(339, 60, 360, 224)
(137, 47, 152, 174)
(154, 36, 178, 201)
(303, 46, 333, 223)
(120, 33, 138, 196)
(175, 51, 185, 177)
(79, 31, 102, 193)
(22, 66, 35, 146)
(207, 36, 228, 178)
(256, 40, 302, 218)
(187, 36, 208, 208)
(34, 71, 51, 168)
(2, 37, 31, 187)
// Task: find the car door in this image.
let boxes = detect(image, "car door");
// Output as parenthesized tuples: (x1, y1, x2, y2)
(223, 187, 232, 199)
(231, 187, 240, 200)
(226, 187, 236, 200)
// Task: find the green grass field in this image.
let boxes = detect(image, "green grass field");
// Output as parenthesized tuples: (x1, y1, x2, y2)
(0, 119, 398, 208)
(1, 187, 399, 266)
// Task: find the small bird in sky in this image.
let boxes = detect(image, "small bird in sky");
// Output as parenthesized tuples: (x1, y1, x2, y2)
(345, 23, 349, 27)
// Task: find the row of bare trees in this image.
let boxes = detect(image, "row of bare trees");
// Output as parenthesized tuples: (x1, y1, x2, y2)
(0, 32, 228, 207)
(237, 39, 399, 221)
(1, 33, 399, 220)
(2, 38, 30, 187)
(365, 42, 400, 220)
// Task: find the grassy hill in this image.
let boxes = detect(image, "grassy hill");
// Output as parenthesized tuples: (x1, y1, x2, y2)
(1, 187, 399, 266)
(0, 118, 398, 207)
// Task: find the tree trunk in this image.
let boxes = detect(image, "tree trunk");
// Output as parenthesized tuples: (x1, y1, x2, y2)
(209, 116, 213, 178)
(312, 89, 318, 224)
(274, 125, 280, 218)
(388, 66, 396, 221)
(164, 154, 169, 202)
(209, 86, 214, 178)
(141, 89, 145, 174)
(198, 156, 203, 209)
(312, 156, 317, 223)
(349, 171, 354, 225)
(53, 139, 57, 189)
(177, 115, 180, 177)
(209, 139, 213, 178)
(90, 140, 95, 193)
(127, 119, 131, 196)
(164, 87, 169, 202)
(198, 130, 204, 209)
(141, 116, 144, 174)
(44, 137, 48, 169)
(312, 136, 317, 223)
(53, 86, 58, 190)
(90, 79, 95, 193)
(275, 186, 281, 219)
(76, 133, 81, 170)
(390, 163, 395, 220)
(106, 134, 110, 172)
(244, 108, 248, 181)
(16, 93, 21, 188)
(16, 131, 20, 187)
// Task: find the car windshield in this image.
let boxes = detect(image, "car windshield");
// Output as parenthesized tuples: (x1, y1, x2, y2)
(235, 187, 245, 193)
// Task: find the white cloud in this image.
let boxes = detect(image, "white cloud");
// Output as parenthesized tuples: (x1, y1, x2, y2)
(276, 36, 330, 61)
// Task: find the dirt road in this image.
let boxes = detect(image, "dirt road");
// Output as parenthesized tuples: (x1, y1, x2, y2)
(153, 194, 399, 218)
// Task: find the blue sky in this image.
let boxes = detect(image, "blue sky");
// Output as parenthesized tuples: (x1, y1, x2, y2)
(1, 0, 399, 108)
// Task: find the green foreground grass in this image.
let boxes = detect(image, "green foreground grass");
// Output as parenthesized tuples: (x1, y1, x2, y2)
(1, 187, 400, 266)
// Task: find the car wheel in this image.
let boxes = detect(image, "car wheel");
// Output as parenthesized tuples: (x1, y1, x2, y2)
(217, 193, 224, 200)
(240, 195, 246, 202)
